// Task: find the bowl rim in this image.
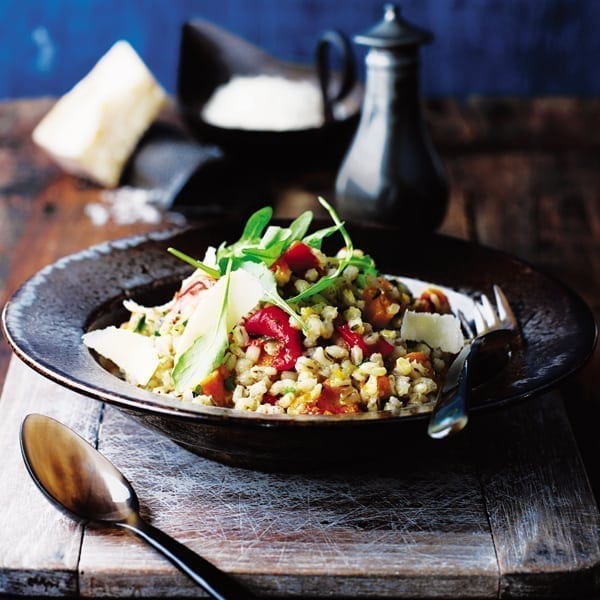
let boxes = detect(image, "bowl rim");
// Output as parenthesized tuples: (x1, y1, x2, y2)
(2, 225, 597, 430)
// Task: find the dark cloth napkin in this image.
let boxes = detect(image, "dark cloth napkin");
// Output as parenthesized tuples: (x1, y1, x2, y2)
(122, 121, 274, 218)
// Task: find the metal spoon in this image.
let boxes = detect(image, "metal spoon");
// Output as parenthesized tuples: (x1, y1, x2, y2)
(20, 413, 253, 600)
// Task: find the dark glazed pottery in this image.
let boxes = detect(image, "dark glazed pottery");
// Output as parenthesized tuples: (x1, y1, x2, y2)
(2, 222, 597, 471)
(176, 20, 362, 168)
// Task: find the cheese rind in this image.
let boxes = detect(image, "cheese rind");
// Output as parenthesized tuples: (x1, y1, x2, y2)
(32, 40, 167, 188)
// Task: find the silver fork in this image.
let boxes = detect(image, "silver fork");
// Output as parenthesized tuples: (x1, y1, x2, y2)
(427, 285, 520, 439)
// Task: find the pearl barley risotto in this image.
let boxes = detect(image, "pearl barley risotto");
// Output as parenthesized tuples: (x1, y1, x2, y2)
(83, 198, 464, 416)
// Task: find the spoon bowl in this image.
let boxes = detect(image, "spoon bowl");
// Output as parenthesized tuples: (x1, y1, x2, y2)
(21, 413, 136, 523)
(20, 413, 252, 600)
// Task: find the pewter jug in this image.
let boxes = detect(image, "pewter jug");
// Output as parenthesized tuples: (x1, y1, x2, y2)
(335, 4, 448, 231)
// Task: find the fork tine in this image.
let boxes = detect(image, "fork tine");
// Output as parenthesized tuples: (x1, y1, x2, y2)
(471, 302, 489, 335)
(457, 309, 476, 339)
(493, 285, 519, 330)
(476, 293, 499, 329)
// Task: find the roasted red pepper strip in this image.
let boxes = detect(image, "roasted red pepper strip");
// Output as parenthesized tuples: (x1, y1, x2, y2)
(372, 337, 395, 358)
(245, 305, 303, 370)
(337, 323, 394, 359)
(279, 241, 320, 273)
(337, 323, 369, 354)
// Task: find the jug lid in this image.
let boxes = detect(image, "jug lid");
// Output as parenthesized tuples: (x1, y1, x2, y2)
(354, 4, 432, 48)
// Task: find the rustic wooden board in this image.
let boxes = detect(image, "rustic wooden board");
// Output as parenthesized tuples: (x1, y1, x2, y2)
(81, 405, 499, 598)
(0, 358, 102, 597)
(1, 356, 599, 598)
(473, 398, 600, 599)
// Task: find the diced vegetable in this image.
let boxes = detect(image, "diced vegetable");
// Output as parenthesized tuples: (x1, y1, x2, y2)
(414, 288, 451, 314)
(312, 384, 361, 415)
(198, 366, 230, 407)
(276, 241, 320, 273)
(363, 277, 402, 328)
(244, 305, 303, 370)
(336, 323, 395, 359)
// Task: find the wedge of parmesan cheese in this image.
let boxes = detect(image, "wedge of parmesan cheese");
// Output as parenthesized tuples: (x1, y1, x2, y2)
(173, 268, 265, 361)
(400, 310, 464, 354)
(32, 40, 167, 188)
(82, 326, 159, 386)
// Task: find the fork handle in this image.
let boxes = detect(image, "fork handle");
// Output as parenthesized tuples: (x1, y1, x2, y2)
(427, 329, 514, 439)
(427, 356, 472, 439)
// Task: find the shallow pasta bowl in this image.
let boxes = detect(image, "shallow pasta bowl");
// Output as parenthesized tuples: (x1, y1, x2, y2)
(2, 221, 596, 471)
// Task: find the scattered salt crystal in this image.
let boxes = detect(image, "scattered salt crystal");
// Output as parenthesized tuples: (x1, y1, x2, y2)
(102, 187, 162, 225)
(84, 187, 186, 226)
(202, 74, 324, 131)
(84, 202, 110, 226)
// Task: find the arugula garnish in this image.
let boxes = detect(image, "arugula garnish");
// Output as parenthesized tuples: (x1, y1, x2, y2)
(241, 261, 307, 331)
(167, 247, 220, 279)
(172, 260, 232, 393)
(168, 198, 379, 306)
(287, 197, 355, 302)
(215, 207, 314, 273)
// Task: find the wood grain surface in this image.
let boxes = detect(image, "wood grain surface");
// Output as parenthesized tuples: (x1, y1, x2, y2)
(0, 97, 599, 598)
(1, 358, 598, 598)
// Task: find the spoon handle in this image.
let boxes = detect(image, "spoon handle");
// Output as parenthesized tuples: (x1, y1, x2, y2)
(119, 514, 254, 600)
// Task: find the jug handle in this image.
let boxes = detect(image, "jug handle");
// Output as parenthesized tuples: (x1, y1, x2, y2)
(316, 30, 356, 122)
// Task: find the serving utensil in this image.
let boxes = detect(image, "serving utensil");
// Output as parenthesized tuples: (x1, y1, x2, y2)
(428, 285, 521, 439)
(20, 413, 253, 600)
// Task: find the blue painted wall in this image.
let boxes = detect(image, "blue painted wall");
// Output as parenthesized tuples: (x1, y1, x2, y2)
(0, 0, 597, 100)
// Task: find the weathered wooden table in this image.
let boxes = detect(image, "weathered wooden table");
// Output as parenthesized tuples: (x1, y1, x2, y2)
(0, 98, 598, 598)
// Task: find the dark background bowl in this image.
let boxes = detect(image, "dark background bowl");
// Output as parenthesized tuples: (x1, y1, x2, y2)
(176, 20, 362, 169)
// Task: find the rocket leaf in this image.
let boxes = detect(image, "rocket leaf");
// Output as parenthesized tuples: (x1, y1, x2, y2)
(172, 261, 232, 393)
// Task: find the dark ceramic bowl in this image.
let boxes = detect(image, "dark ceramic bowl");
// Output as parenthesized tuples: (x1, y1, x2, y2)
(2, 222, 596, 471)
(176, 20, 362, 168)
